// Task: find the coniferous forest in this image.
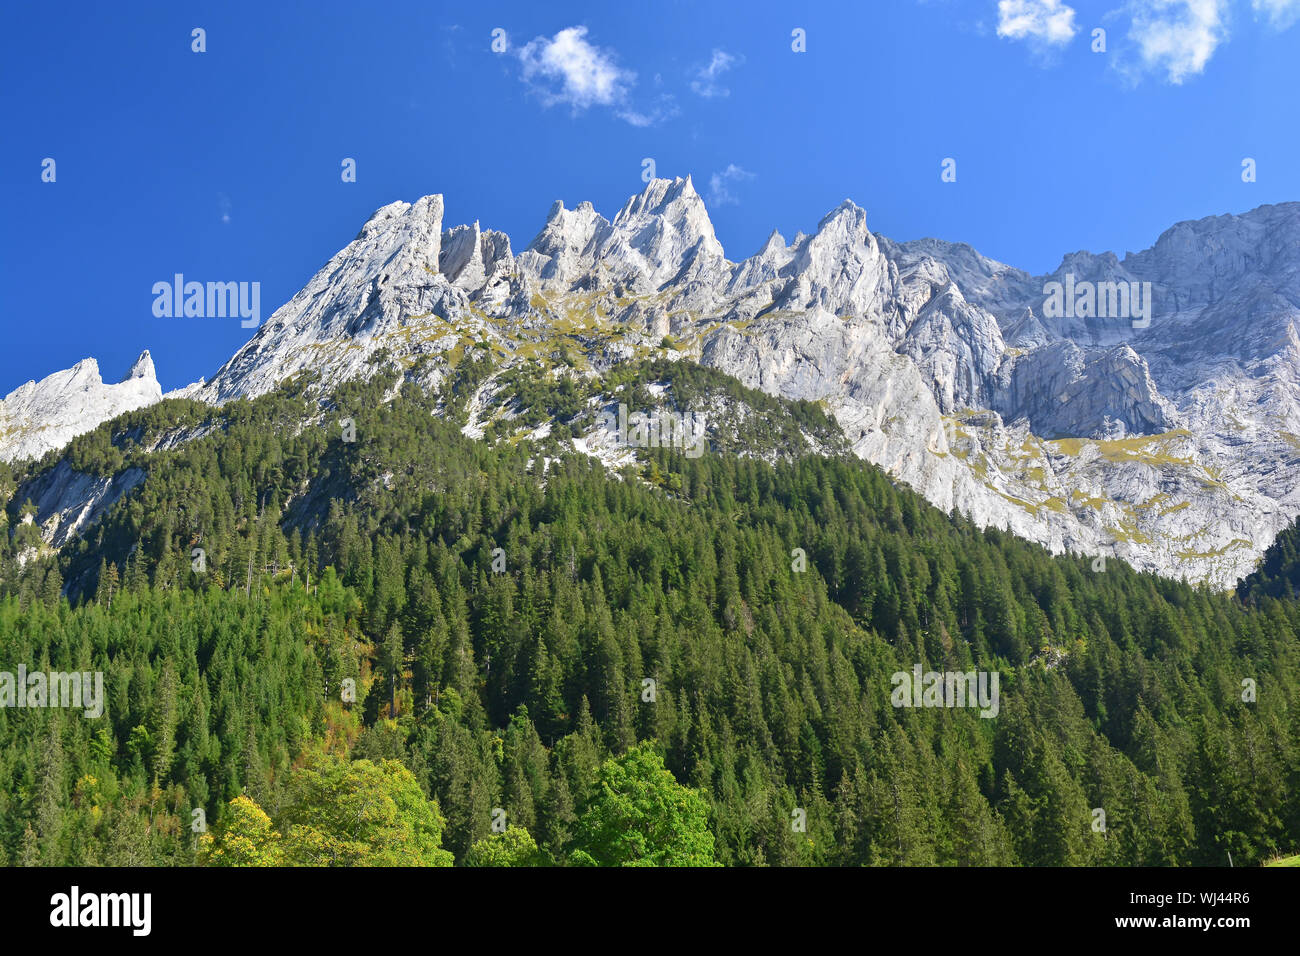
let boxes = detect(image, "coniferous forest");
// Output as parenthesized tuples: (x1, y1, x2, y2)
(1, 359, 1297, 867)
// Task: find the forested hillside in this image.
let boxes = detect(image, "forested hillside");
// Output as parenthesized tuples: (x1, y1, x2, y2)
(1, 359, 1297, 866)
(1240, 519, 1300, 603)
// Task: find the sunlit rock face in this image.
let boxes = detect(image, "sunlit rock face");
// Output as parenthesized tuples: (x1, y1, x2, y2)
(0, 351, 161, 464)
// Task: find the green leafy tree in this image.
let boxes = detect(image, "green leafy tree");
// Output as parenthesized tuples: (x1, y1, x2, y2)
(463, 825, 551, 866)
(200, 795, 285, 866)
(281, 755, 453, 867)
(571, 744, 718, 867)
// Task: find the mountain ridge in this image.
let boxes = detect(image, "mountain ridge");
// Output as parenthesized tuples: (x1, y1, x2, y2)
(0, 350, 161, 464)
(6, 182, 1300, 589)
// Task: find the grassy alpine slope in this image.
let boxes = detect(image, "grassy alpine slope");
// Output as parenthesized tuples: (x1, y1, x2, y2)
(0, 356, 1297, 866)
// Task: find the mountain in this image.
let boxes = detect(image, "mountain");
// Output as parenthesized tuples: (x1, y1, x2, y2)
(8, 182, 1300, 588)
(1, 209, 1296, 868)
(5, 357, 1298, 868)
(0, 351, 161, 464)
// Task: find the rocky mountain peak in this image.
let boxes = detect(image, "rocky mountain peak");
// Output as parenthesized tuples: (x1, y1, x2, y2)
(817, 199, 868, 231)
(758, 228, 786, 254)
(0, 353, 163, 463)
(777, 198, 889, 315)
(122, 350, 156, 383)
(602, 176, 725, 288)
(519, 199, 611, 284)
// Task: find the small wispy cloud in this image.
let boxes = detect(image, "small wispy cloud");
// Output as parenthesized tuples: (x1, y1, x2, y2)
(996, 0, 1079, 46)
(616, 98, 679, 127)
(1126, 0, 1228, 84)
(708, 164, 755, 206)
(1252, 0, 1300, 28)
(218, 194, 232, 225)
(690, 49, 742, 98)
(441, 23, 463, 70)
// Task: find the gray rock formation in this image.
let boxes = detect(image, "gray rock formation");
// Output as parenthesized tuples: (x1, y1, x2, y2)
(0, 351, 161, 463)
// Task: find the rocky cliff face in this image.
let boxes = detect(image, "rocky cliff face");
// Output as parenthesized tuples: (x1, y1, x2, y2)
(12, 183, 1300, 588)
(0, 351, 161, 463)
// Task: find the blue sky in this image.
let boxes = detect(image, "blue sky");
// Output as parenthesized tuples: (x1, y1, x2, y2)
(2, 0, 1299, 393)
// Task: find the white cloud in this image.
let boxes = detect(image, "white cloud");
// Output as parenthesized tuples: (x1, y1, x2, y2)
(996, 0, 1079, 45)
(708, 165, 755, 207)
(1252, 0, 1300, 29)
(1127, 0, 1228, 84)
(691, 49, 742, 98)
(988, 0, 1290, 84)
(518, 26, 633, 112)
(515, 26, 675, 126)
